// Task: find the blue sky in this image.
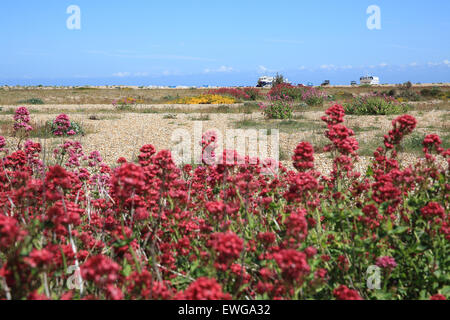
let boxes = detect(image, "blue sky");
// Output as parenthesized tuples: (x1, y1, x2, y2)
(0, 0, 449, 86)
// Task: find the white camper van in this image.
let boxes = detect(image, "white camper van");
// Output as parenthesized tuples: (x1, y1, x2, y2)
(257, 76, 290, 88)
(257, 76, 275, 88)
(360, 76, 380, 85)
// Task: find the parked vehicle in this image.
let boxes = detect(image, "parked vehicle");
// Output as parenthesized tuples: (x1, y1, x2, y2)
(351, 81, 357, 86)
(257, 76, 275, 88)
(360, 76, 380, 85)
(321, 80, 330, 86)
(257, 76, 290, 88)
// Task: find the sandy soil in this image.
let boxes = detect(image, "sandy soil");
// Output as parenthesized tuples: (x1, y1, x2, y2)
(1, 104, 448, 174)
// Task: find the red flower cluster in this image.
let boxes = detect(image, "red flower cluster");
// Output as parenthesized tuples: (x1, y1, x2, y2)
(0, 215, 26, 249)
(81, 255, 121, 286)
(210, 232, 244, 267)
(177, 277, 231, 300)
(321, 104, 345, 125)
(384, 115, 417, 149)
(274, 249, 310, 283)
(292, 142, 315, 172)
(376, 256, 397, 270)
(13, 106, 32, 133)
(421, 202, 445, 219)
(333, 285, 362, 300)
(0, 105, 447, 301)
(53, 114, 76, 136)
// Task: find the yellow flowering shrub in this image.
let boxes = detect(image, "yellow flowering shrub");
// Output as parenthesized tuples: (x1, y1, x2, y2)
(169, 94, 236, 105)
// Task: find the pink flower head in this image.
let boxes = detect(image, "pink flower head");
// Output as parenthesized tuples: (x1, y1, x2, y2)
(13, 106, 33, 132)
(293, 142, 315, 172)
(178, 277, 231, 300)
(333, 285, 363, 300)
(376, 256, 397, 270)
(273, 249, 310, 282)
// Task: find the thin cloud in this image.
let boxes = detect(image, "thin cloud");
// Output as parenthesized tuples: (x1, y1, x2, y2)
(112, 72, 150, 77)
(427, 60, 450, 67)
(112, 72, 131, 77)
(257, 65, 278, 74)
(320, 64, 337, 70)
(204, 66, 234, 73)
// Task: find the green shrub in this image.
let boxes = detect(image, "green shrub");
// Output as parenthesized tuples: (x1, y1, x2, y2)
(397, 90, 421, 101)
(46, 119, 84, 136)
(345, 95, 409, 115)
(269, 84, 304, 100)
(269, 84, 327, 106)
(420, 87, 443, 98)
(242, 87, 262, 100)
(260, 98, 293, 119)
(18, 98, 44, 105)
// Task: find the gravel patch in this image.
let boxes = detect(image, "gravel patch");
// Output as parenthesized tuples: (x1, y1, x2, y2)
(0, 105, 448, 174)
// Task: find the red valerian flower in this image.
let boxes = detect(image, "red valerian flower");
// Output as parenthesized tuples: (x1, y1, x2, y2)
(200, 130, 218, 165)
(126, 269, 174, 300)
(117, 157, 127, 164)
(384, 115, 417, 149)
(105, 285, 124, 300)
(0, 136, 6, 148)
(273, 249, 310, 282)
(284, 209, 308, 241)
(430, 294, 447, 300)
(376, 256, 397, 270)
(293, 142, 315, 172)
(359, 204, 383, 229)
(423, 134, 444, 155)
(177, 277, 231, 300)
(138, 144, 156, 166)
(24, 249, 54, 268)
(53, 114, 75, 136)
(110, 162, 145, 203)
(205, 201, 225, 218)
(421, 202, 445, 219)
(321, 104, 345, 125)
(27, 291, 50, 300)
(45, 200, 83, 229)
(14, 106, 33, 132)
(0, 136, 8, 153)
(0, 215, 26, 249)
(210, 232, 244, 265)
(81, 255, 121, 286)
(44, 165, 73, 201)
(333, 285, 363, 300)
(284, 172, 320, 204)
(257, 232, 276, 245)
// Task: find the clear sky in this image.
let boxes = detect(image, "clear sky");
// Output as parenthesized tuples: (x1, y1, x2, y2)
(0, 0, 449, 86)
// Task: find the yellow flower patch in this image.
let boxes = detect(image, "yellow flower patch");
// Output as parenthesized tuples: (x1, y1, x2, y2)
(169, 94, 236, 105)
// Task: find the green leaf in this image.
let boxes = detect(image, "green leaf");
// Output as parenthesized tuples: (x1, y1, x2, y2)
(390, 226, 409, 235)
(416, 244, 429, 252)
(440, 286, 450, 297)
(366, 166, 374, 177)
(122, 263, 132, 277)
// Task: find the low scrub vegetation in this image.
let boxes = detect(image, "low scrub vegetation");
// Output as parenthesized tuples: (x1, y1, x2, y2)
(344, 94, 410, 115)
